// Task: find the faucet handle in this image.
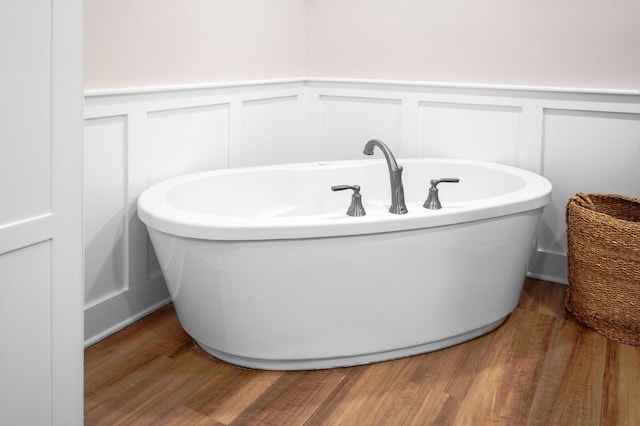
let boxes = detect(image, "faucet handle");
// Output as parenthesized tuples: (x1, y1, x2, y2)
(331, 185, 359, 192)
(430, 178, 460, 187)
(424, 178, 460, 210)
(331, 185, 366, 217)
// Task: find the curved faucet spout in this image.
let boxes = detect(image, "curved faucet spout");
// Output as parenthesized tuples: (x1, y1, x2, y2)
(363, 139, 408, 214)
(363, 139, 399, 169)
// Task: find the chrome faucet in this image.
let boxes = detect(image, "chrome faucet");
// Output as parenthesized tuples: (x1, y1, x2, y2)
(362, 139, 408, 214)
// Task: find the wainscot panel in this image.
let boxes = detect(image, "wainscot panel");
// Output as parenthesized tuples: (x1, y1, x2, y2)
(84, 81, 307, 345)
(240, 96, 300, 167)
(0, 241, 52, 423)
(417, 102, 522, 165)
(316, 95, 402, 160)
(540, 109, 640, 255)
(84, 115, 127, 307)
(84, 79, 640, 344)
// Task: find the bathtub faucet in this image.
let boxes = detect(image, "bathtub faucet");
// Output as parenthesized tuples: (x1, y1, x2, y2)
(363, 139, 408, 214)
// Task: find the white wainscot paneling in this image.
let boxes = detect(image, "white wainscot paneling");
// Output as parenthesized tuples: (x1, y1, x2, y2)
(539, 109, 640, 255)
(239, 96, 299, 167)
(146, 103, 229, 186)
(418, 102, 522, 166)
(0, 132, 51, 226)
(0, 241, 51, 425)
(143, 104, 229, 282)
(0, 54, 51, 227)
(318, 95, 402, 160)
(84, 115, 127, 307)
(0, 0, 51, 228)
(81, 80, 640, 346)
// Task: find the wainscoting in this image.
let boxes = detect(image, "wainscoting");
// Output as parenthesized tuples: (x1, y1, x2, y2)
(84, 78, 640, 345)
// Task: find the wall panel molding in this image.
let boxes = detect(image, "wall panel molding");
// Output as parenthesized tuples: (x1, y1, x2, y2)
(84, 78, 640, 345)
(0, 0, 84, 422)
(0, 241, 52, 423)
(540, 107, 640, 256)
(84, 115, 128, 307)
(317, 94, 403, 160)
(0, 214, 53, 256)
(83, 81, 307, 345)
(417, 101, 522, 165)
(239, 95, 299, 167)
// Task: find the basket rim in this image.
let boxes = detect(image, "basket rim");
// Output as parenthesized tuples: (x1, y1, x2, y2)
(567, 192, 640, 226)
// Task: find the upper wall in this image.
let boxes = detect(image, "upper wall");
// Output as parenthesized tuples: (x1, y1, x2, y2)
(85, 1, 640, 91)
(306, 0, 640, 90)
(84, 0, 307, 89)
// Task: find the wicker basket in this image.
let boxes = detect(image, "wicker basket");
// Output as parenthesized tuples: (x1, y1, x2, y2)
(565, 193, 640, 345)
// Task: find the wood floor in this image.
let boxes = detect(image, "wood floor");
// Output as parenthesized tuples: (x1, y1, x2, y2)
(85, 278, 640, 425)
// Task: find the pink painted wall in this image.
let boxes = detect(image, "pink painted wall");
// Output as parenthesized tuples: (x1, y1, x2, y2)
(85, 0, 640, 90)
(84, 0, 307, 89)
(306, 0, 640, 90)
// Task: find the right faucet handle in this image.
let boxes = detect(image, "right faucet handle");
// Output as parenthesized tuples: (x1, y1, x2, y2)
(432, 178, 460, 186)
(424, 178, 460, 210)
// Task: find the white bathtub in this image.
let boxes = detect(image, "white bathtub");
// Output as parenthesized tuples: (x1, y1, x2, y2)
(138, 158, 551, 370)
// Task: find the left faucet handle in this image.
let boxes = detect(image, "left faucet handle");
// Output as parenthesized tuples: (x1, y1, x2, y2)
(331, 185, 366, 217)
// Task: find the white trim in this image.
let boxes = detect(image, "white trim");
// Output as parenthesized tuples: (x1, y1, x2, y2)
(528, 251, 569, 285)
(0, 214, 53, 255)
(85, 78, 307, 98)
(84, 274, 171, 347)
(51, 0, 84, 423)
(307, 77, 640, 96)
(85, 77, 640, 98)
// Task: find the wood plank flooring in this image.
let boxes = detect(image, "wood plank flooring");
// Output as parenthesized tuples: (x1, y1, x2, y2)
(85, 278, 640, 425)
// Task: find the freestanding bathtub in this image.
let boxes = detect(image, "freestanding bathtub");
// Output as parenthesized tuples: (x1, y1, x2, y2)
(138, 158, 551, 370)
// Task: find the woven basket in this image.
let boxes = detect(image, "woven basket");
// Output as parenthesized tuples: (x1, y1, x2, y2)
(565, 193, 640, 345)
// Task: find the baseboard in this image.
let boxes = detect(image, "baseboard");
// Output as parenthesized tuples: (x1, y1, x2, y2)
(528, 250, 568, 284)
(84, 274, 171, 347)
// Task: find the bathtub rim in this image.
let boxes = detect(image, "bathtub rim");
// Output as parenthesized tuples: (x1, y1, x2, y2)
(138, 158, 552, 241)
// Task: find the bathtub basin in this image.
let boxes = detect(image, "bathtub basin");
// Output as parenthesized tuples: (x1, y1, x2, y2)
(138, 158, 551, 370)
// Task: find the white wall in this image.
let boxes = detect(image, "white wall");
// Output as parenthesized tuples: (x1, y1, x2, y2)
(306, 0, 640, 90)
(84, 0, 307, 89)
(84, 79, 640, 345)
(1, 0, 84, 424)
(85, 1, 640, 91)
